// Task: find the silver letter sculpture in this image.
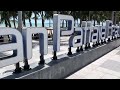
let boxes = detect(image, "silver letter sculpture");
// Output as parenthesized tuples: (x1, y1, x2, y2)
(106, 20, 113, 40)
(22, 27, 48, 60)
(53, 14, 74, 52)
(98, 26, 106, 43)
(82, 21, 92, 45)
(0, 28, 24, 68)
(69, 27, 83, 48)
(114, 25, 119, 39)
(91, 26, 99, 43)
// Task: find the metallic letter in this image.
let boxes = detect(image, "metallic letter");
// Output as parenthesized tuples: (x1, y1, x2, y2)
(106, 20, 113, 39)
(0, 28, 24, 68)
(91, 26, 99, 43)
(99, 26, 106, 41)
(22, 27, 48, 60)
(53, 14, 74, 52)
(82, 21, 92, 45)
(69, 27, 83, 47)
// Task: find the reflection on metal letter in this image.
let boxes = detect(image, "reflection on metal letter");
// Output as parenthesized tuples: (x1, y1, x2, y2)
(0, 28, 24, 68)
(22, 27, 48, 60)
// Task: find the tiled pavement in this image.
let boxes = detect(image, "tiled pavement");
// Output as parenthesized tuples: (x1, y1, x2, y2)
(66, 46, 120, 79)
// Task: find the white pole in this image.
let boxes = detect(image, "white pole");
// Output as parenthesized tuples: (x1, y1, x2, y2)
(114, 11, 117, 25)
(18, 11, 23, 32)
(112, 11, 115, 25)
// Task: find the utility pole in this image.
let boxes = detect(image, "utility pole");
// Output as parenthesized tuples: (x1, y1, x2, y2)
(112, 11, 116, 25)
(114, 11, 117, 25)
(88, 11, 91, 21)
(18, 11, 23, 33)
(112, 11, 114, 24)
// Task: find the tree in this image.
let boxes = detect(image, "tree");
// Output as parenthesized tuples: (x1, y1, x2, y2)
(41, 11, 45, 27)
(9, 11, 18, 28)
(45, 11, 53, 27)
(33, 11, 39, 27)
(22, 11, 26, 27)
(0, 11, 12, 27)
(26, 11, 32, 27)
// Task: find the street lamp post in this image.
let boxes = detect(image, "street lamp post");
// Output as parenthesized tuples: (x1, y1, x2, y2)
(112, 11, 116, 25)
(18, 11, 23, 32)
(114, 11, 117, 25)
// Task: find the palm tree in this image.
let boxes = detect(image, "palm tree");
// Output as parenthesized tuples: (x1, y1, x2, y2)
(9, 11, 18, 28)
(0, 11, 12, 27)
(22, 11, 26, 27)
(26, 11, 32, 27)
(0, 11, 8, 27)
(45, 11, 53, 27)
(76, 11, 89, 26)
(33, 11, 39, 27)
(41, 11, 45, 27)
(116, 11, 120, 24)
(69, 11, 81, 26)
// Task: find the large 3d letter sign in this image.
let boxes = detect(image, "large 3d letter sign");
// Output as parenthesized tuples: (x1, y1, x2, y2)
(0, 28, 24, 68)
(1, 14, 120, 70)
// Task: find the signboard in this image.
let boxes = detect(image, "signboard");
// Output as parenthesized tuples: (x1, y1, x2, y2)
(0, 14, 119, 68)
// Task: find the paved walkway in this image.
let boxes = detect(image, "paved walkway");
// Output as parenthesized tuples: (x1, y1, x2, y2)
(66, 46, 120, 79)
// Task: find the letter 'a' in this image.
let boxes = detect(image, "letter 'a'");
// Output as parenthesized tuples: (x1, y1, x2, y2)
(69, 27, 83, 48)
(0, 28, 24, 68)
(106, 20, 113, 39)
(91, 26, 99, 43)
(98, 26, 106, 41)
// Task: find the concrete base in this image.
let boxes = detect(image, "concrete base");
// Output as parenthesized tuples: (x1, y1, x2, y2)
(2, 38, 120, 79)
